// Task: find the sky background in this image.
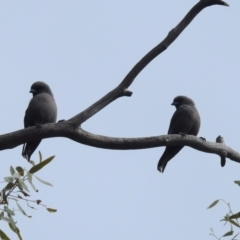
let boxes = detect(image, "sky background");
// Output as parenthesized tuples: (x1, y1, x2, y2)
(0, 0, 239, 239)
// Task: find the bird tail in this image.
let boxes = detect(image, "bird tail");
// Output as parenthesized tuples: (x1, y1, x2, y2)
(221, 156, 226, 167)
(22, 140, 41, 161)
(157, 146, 183, 173)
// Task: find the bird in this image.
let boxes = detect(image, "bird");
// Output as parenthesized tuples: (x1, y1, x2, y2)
(157, 96, 201, 173)
(22, 81, 57, 161)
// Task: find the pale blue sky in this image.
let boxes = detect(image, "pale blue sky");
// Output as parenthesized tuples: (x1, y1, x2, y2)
(0, 0, 240, 239)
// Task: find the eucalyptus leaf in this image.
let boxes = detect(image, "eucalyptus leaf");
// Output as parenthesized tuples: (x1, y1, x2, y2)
(4, 177, 13, 182)
(8, 222, 21, 240)
(16, 167, 24, 176)
(0, 229, 10, 240)
(18, 179, 29, 192)
(4, 182, 14, 191)
(2, 189, 8, 205)
(7, 214, 16, 231)
(27, 171, 37, 191)
(4, 206, 14, 216)
(29, 156, 55, 174)
(229, 212, 240, 220)
(228, 219, 240, 228)
(12, 172, 20, 179)
(234, 181, 240, 186)
(232, 232, 240, 239)
(47, 208, 57, 213)
(207, 200, 219, 209)
(10, 166, 15, 176)
(1, 217, 11, 223)
(35, 175, 53, 187)
(16, 202, 32, 218)
(222, 231, 234, 237)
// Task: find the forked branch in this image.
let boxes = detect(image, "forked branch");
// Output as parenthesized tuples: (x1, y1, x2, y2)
(0, 0, 234, 166)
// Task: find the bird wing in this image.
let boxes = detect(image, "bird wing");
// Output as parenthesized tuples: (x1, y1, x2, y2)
(24, 93, 57, 128)
(168, 106, 197, 135)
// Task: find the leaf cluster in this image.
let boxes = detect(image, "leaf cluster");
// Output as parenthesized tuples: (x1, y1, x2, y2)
(0, 153, 56, 240)
(208, 182, 240, 240)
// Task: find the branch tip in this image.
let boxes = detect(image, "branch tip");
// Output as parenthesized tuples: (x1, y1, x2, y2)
(219, 1, 229, 7)
(201, 0, 229, 6)
(124, 90, 133, 97)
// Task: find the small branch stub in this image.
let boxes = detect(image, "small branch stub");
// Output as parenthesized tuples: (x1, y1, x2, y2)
(216, 135, 226, 167)
(124, 90, 133, 97)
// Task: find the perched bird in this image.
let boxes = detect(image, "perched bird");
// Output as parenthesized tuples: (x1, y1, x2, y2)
(22, 81, 57, 161)
(157, 96, 201, 173)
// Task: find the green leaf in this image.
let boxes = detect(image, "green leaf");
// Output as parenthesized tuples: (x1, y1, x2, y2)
(8, 222, 21, 240)
(0, 229, 10, 240)
(1, 217, 11, 224)
(10, 166, 15, 176)
(230, 212, 240, 220)
(46, 208, 57, 213)
(12, 172, 20, 179)
(7, 214, 17, 231)
(35, 175, 53, 187)
(4, 206, 14, 216)
(228, 219, 240, 228)
(39, 151, 43, 162)
(222, 231, 234, 237)
(234, 181, 240, 186)
(27, 171, 37, 192)
(4, 182, 14, 191)
(16, 167, 24, 176)
(207, 200, 219, 209)
(232, 232, 240, 239)
(16, 202, 32, 218)
(1, 189, 8, 205)
(18, 179, 29, 192)
(4, 177, 13, 182)
(29, 156, 55, 174)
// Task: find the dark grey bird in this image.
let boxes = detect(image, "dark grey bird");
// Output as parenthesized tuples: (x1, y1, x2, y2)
(157, 96, 201, 173)
(22, 81, 57, 161)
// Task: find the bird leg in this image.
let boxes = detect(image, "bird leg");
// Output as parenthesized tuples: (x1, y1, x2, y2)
(199, 137, 206, 142)
(35, 122, 43, 128)
(179, 132, 187, 138)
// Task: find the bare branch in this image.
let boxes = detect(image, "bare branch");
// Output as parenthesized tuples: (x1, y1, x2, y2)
(0, 0, 235, 167)
(68, 0, 228, 127)
(0, 124, 239, 164)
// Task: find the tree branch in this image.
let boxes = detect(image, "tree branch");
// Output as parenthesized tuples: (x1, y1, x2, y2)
(68, 0, 228, 127)
(1, 125, 239, 164)
(0, 0, 235, 167)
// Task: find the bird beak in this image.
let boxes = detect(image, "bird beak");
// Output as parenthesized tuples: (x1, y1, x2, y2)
(30, 89, 36, 94)
(171, 102, 177, 106)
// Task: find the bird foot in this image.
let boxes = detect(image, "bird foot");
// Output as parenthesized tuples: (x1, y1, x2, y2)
(199, 137, 206, 142)
(179, 132, 187, 138)
(35, 122, 43, 128)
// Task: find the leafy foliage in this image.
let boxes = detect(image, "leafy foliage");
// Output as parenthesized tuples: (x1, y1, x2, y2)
(0, 152, 57, 239)
(208, 181, 240, 240)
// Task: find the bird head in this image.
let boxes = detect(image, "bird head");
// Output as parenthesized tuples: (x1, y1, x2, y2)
(30, 81, 54, 97)
(171, 96, 195, 109)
